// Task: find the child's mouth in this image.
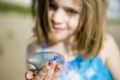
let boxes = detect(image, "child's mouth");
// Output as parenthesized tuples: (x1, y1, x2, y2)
(53, 26, 65, 33)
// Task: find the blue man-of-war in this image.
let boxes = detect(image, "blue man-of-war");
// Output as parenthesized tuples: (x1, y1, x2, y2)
(27, 52, 65, 75)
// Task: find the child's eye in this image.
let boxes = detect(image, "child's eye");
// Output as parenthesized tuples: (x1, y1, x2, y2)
(65, 8, 78, 15)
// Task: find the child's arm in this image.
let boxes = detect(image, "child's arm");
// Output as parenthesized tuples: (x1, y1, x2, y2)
(100, 34, 120, 80)
(106, 35, 120, 80)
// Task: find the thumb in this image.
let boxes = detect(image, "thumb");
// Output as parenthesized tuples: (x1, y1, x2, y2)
(25, 70, 34, 80)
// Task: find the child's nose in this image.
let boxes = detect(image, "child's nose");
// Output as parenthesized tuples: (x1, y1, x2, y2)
(52, 9, 66, 24)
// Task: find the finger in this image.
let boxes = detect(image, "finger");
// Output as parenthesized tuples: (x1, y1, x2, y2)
(44, 61, 57, 80)
(52, 64, 62, 80)
(35, 65, 49, 80)
(25, 70, 34, 80)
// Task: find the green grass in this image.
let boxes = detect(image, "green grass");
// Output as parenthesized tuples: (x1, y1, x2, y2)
(108, 19, 120, 25)
(0, 2, 31, 14)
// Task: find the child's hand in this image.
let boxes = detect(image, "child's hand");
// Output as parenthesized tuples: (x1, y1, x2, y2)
(25, 61, 62, 80)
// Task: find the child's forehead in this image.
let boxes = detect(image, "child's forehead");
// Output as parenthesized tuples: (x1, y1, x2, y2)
(50, 0, 81, 10)
(50, 0, 81, 5)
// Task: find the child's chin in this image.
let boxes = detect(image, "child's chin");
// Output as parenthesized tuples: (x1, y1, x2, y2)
(55, 36, 68, 42)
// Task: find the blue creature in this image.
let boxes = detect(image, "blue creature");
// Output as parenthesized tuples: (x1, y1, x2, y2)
(27, 52, 65, 75)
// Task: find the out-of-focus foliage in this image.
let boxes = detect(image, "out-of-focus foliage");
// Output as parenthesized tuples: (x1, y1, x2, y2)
(0, 1, 31, 14)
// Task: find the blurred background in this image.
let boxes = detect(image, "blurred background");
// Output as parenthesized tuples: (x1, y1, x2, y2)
(0, 0, 120, 80)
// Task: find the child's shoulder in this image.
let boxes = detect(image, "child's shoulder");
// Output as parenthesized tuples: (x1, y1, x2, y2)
(99, 34, 119, 62)
(98, 34, 120, 79)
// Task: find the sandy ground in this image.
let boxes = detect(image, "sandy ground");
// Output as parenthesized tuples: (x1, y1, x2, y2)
(0, 13, 34, 80)
(0, 13, 120, 80)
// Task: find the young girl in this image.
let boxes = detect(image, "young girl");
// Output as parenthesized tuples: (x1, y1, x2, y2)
(25, 0, 120, 80)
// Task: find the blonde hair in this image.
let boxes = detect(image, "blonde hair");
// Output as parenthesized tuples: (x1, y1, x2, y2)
(32, 0, 108, 56)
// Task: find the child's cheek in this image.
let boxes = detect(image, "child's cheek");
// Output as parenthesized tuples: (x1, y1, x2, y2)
(68, 17, 79, 29)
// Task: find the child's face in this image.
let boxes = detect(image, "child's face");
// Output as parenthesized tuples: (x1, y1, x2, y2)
(48, 0, 81, 42)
